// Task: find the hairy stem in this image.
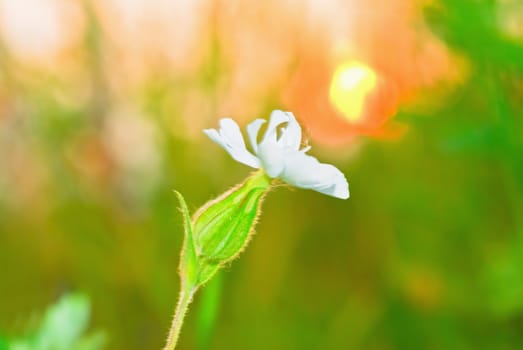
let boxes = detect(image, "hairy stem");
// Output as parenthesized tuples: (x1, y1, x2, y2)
(164, 287, 196, 350)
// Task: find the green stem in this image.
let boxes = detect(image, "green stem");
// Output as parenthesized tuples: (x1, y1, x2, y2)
(164, 286, 196, 350)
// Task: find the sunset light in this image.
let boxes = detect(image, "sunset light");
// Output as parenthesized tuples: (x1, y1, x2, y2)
(329, 61, 377, 122)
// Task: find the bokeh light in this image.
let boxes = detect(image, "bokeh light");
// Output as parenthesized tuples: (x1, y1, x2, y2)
(329, 61, 377, 122)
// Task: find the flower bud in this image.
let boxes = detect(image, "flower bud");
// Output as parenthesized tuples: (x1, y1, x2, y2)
(192, 171, 271, 264)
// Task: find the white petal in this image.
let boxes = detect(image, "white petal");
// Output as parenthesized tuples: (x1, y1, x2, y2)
(203, 118, 261, 168)
(279, 151, 349, 199)
(277, 112, 302, 150)
(260, 110, 290, 145)
(218, 118, 247, 151)
(246, 118, 266, 153)
(256, 141, 285, 178)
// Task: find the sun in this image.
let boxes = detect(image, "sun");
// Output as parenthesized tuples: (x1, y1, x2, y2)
(329, 61, 377, 122)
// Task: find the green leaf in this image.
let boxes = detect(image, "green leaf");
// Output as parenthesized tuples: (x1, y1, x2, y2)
(33, 293, 90, 350)
(174, 190, 199, 289)
(7, 293, 104, 350)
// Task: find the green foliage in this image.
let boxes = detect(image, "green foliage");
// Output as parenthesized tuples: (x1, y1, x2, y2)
(4, 294, 105, 350)
(174, 190, 199, 289)
(196, 272, 223, 350)
(0, 336, 8, 350)
(424, 0, 523, 70)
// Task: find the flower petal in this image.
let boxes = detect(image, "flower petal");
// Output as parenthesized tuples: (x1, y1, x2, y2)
(279, 151, 349, 199)
(204, 118, 261, 168)
(260, 110, 290, 145)
(256, 141, 285, 178)
(277, 112, 302, 150)
(246, 118, 266, 153)
(204, 111, 349, 200)
(218, 118, 247, 150)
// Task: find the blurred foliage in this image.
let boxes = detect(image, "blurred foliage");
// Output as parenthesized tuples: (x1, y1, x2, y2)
(0, 0, 522, 349)
(1, 294, 104, 350)
(196, 272, 223, 350)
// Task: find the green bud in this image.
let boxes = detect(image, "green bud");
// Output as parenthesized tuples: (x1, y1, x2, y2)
(192, 171, 271, 264)
(174, 171, 271, 289)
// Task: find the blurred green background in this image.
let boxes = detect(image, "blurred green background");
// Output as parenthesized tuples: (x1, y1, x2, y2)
(1, 0, 523, 349)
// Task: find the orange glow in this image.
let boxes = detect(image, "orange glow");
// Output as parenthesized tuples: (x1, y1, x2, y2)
(329, 61, 377, 122)
(0, 0, 459, 145)
(282, 0, 459, 146)
(284, 56, 403, 146)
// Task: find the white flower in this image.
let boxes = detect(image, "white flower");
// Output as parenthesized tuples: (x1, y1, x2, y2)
(203, 110, 349, 199)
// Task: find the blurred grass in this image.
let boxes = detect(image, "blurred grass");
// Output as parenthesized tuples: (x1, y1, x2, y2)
(0, 0, 523, 349)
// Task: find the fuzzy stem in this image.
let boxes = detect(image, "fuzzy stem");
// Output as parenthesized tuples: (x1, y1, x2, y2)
(164, 286, 196, 350)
